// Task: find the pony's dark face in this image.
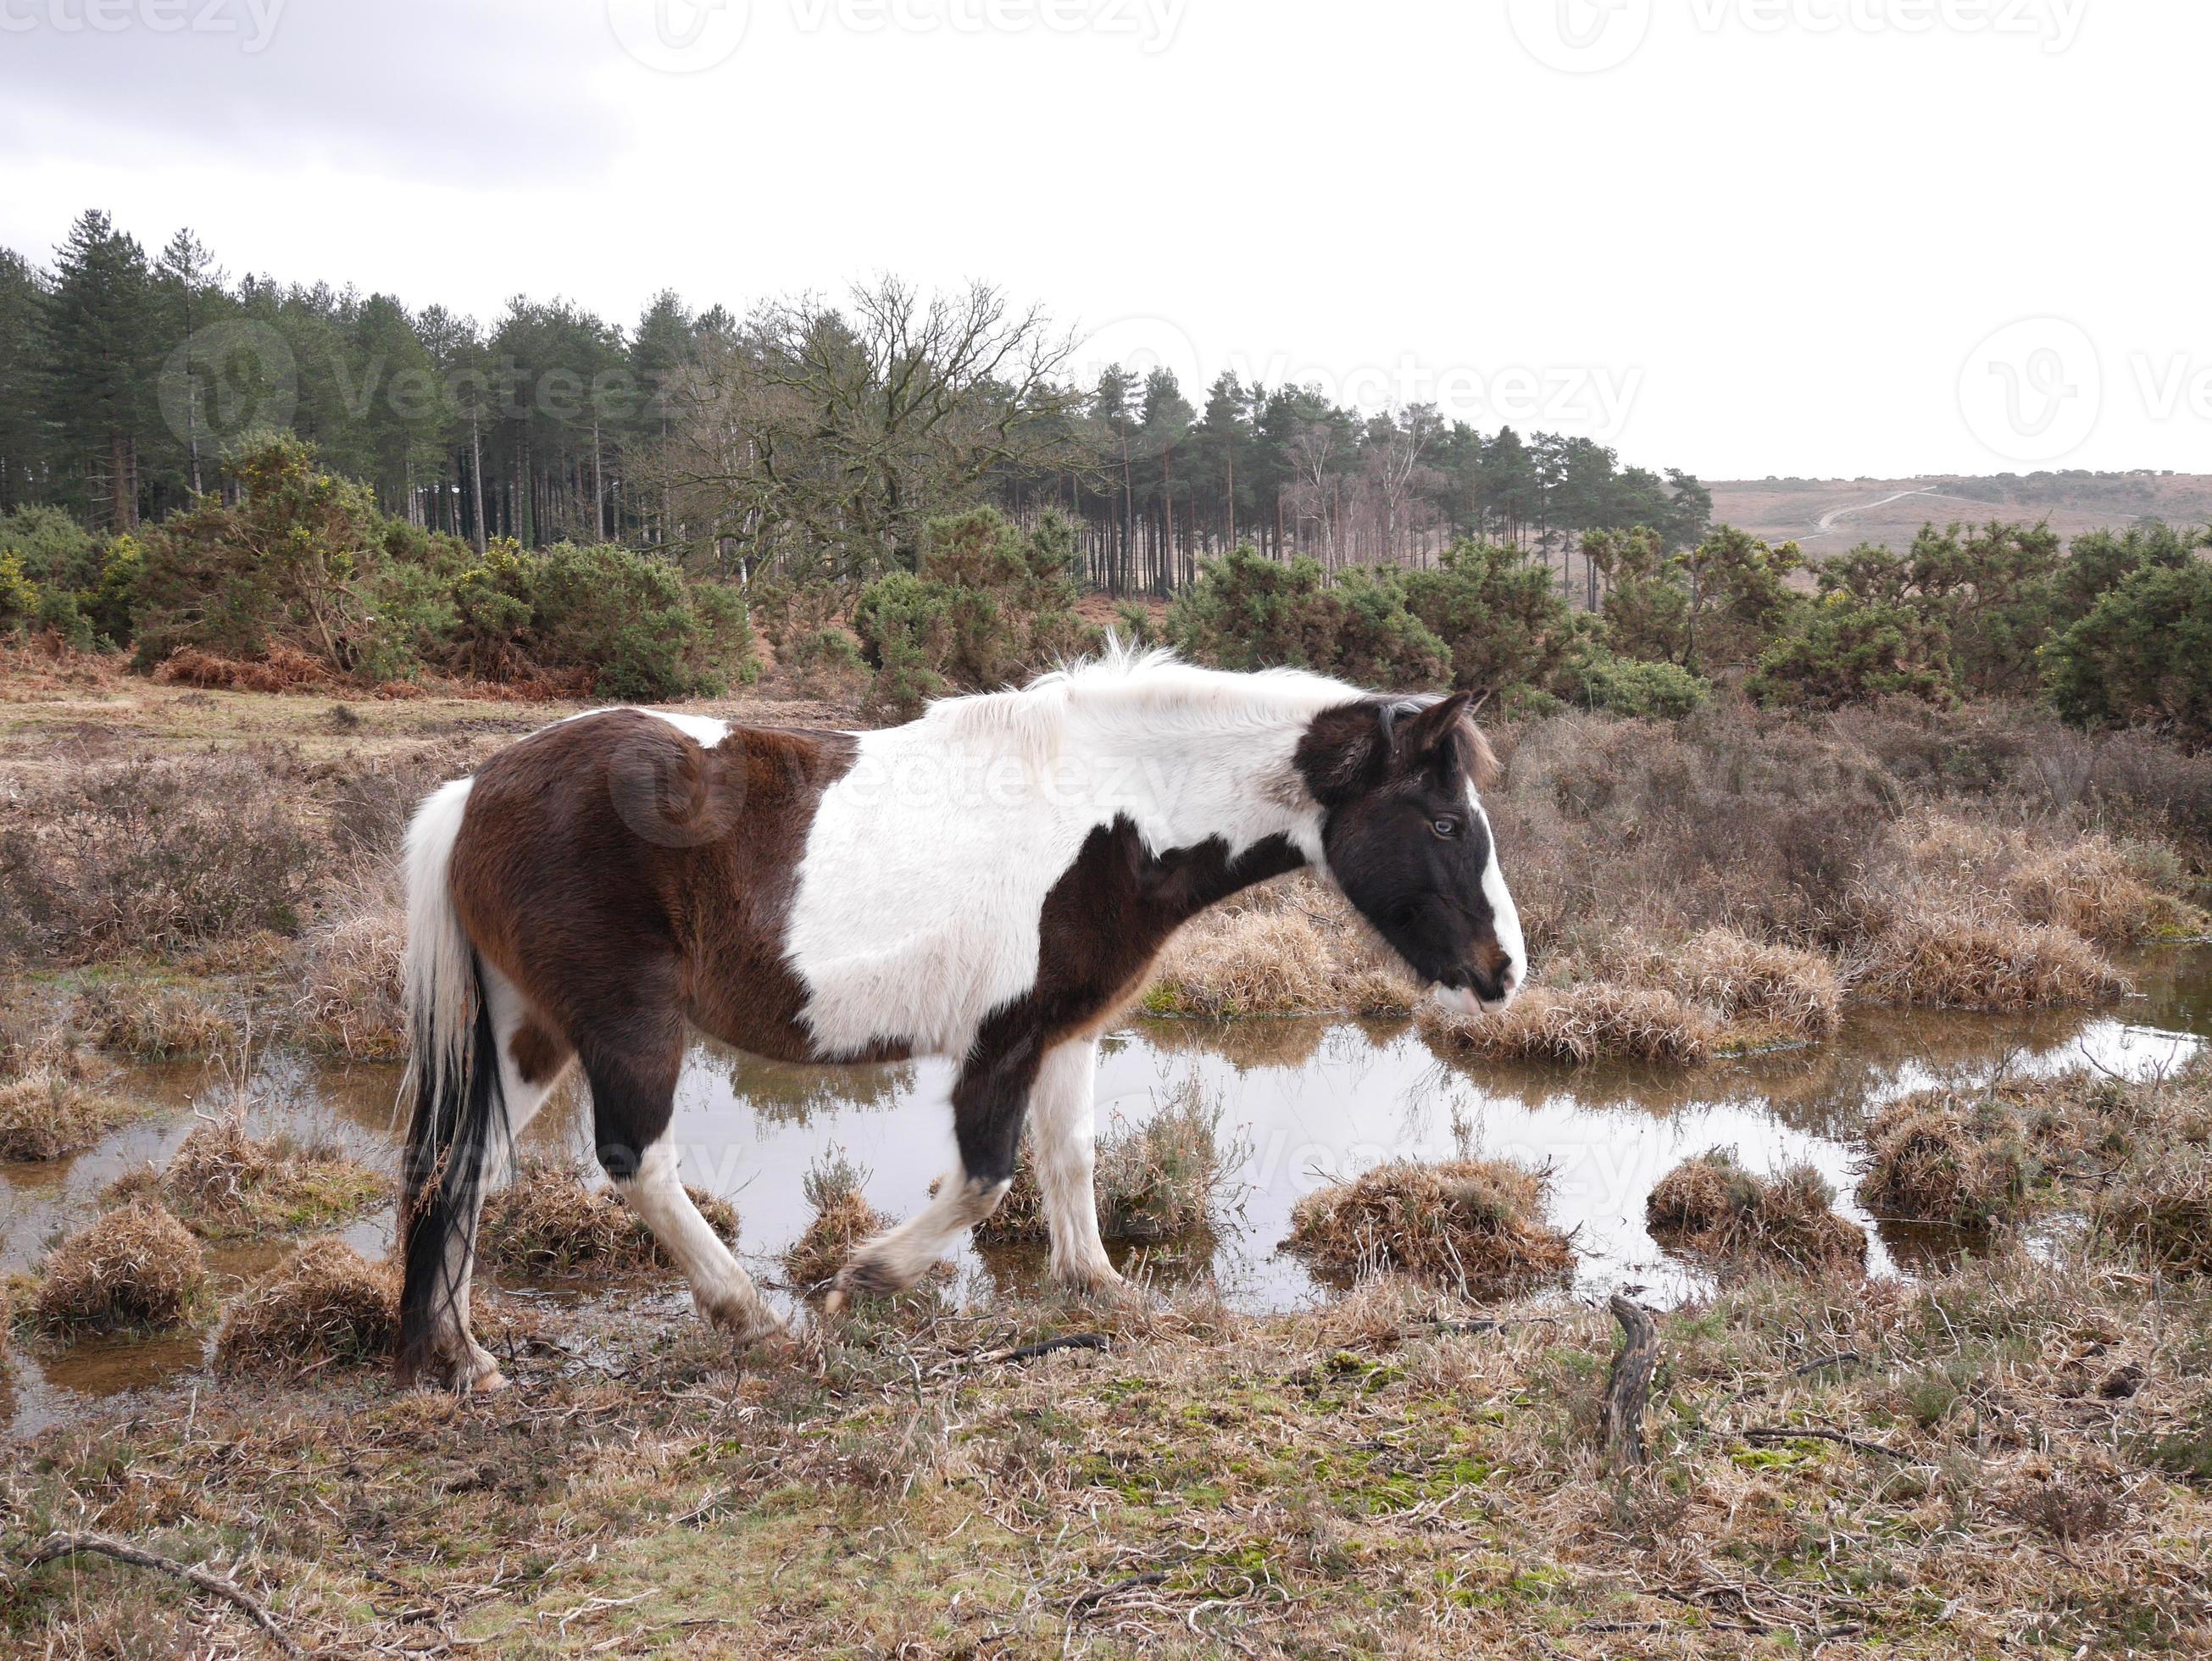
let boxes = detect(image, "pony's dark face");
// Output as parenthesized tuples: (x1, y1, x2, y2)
(1296, 694, 1526, 1016)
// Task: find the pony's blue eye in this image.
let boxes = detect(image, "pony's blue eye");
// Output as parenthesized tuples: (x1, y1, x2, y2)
(1431, 817, 1461, 838)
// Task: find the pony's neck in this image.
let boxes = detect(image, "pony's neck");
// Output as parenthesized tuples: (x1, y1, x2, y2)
(1057, 696, 1331, 872)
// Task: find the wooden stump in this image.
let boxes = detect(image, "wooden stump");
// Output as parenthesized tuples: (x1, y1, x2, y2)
(1600, 1292, 1659, 1472)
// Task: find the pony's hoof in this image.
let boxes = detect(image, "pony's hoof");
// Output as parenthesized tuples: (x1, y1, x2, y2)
(821, 1286, 849, 1315)
(704, 1298, 786, 1347)
(466, 1365, 511, 1396)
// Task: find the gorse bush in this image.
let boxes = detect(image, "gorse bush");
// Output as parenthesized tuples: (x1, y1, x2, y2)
(853, 507, 1098, 714)
(130, 436, 754, 698)
(2043, 557, 2212, 749)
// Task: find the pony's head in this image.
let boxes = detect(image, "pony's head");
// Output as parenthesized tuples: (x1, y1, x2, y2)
(1296, 692, 1526, 1016)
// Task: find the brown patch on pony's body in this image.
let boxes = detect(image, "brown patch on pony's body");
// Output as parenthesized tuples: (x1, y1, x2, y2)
(507, 1017, 571, 1087)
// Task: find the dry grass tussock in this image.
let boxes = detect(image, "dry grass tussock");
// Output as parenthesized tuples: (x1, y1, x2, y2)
(1419, 982, 1716, 1067)
(1854, 910, 2130, 1011)
(974, 1077, 1246, 1246)
(72, 980, 242, 1060)
(1858, 1089, 2040, 1228)
(481, 1159, 739, 1275)
(1861, 1061, 2212, 1242)
(117, 1112, 384, 1240)
(212, 1240, 399, 1376)
(1893, 811, 2205, 948)
(26, 1198, 205, 1336)
(1287, 1158, 1576, 1291)
(782, 1149, 893, 1291)
(1635, 928, 1845, 1042)
(1646, 1151, 1867, 1270)
(290, 867, 406, 1059)
(0, 1014, 143, 1162)
(1145, 879, 1418, 1019)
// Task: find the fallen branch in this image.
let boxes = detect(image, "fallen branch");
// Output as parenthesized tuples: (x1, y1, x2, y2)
(19, 1530, 303, 1657)
(1742, 1426, 1909, 1462)
(1068, 1569, 1170, 1617)
(1601, 1293, 1660, 1472)
(933, 1332, 1109, 1375)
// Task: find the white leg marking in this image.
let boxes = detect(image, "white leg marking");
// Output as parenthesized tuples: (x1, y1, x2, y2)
(836, 1169, 1010, 1300)
(1028, 1036, 1120, 1292)
(616, 1139, 781, 1342)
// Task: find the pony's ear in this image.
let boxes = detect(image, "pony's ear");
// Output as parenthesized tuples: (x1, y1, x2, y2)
(1399, 692, 1476, 781)
(1295, 701, 1395, 805)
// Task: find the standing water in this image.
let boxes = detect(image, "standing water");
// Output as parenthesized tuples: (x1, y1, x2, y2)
(5, 945, 2208, 1430)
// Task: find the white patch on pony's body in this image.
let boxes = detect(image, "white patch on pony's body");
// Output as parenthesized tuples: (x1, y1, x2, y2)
(784, 647, 1357, 1059)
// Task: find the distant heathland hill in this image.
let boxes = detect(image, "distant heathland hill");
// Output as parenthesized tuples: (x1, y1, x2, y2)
(1707, 472, 2212, 556)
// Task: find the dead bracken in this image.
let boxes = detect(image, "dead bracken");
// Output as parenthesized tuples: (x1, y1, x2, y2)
(27, 1198, 206, 1336)
(1646, 1151, 1868, 1269)
(1286, 1158, 1576, 1291)
(212, 1239, 399, 1377)
(480, 1159, 740, 1275)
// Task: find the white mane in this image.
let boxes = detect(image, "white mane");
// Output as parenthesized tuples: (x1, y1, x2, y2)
(920, 639, 1366, 762)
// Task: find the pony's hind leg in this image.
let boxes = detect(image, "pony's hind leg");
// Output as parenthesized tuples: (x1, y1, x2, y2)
(581, 1003, 781, 1345)
(421, 965, 575, 1392)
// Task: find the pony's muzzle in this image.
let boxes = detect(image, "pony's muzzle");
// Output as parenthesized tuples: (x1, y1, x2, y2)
(1432, 958, 1521, 1018)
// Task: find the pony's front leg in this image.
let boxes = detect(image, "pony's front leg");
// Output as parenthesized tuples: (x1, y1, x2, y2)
(1027, 1036, 1123, 1294)
(826, 1030, 1037, 1307)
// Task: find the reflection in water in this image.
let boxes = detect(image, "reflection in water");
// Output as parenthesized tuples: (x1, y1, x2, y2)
(5, 945, 2207, 1430)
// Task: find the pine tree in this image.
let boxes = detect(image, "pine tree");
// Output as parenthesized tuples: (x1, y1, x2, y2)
(44, 210, 154, 531)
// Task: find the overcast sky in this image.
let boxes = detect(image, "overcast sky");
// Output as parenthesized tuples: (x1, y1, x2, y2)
(3, 0, 2205, 481)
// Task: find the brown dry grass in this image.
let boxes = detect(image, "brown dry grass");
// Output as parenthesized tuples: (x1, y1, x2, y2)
(1145, 878, 1418, 1020)
(27, 1198, 205, 1336)
(290, 869, 406, 1059)
(1642, 928, 1845, 1042)
(782, 1150, 892, 1291)
(1858, 1090, 2039, 1228)
(155, 643, 336, 694)
(1287, 1158, 1576, 1291)
(1418, 983, 1717, 1067)
(0, 1021, 144, 1161)
(974, 1078, 1246, 1247)
(73, 980, 243, 1060)
(480, 1159, 739, 1275)
(2096, 1142, 2212, 1272)
(1647, 1151, 1868, 1269)
(121, 1112, 385, 1240)
(1854, 911, 2130, 1010)
(211, 1240, 399, 1377)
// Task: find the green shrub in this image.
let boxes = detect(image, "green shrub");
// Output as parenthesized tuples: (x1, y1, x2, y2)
(1166, 547, 1451, 690)
(1748, 594, 1955, 711)
(2043, 558, 2212, 747)
(853, 507, 1098, 715)
(0, 504, 102, 592)
(1401, 541, 1581, 697)
(1565, 647, 1710, 718)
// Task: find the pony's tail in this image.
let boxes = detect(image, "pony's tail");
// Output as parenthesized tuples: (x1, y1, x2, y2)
(394, 777, 507, 1385)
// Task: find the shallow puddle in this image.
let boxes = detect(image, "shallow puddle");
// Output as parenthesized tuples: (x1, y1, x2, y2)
(6, 944, 2208, 1431)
